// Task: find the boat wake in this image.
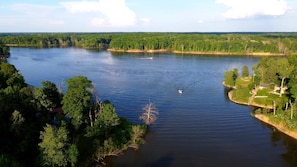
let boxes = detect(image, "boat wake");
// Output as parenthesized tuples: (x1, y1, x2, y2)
(139, 57, 153, 60)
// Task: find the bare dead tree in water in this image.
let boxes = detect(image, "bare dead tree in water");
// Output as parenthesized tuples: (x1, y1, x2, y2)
(88, 84, 103, 127)
(139, 102, 159, 126)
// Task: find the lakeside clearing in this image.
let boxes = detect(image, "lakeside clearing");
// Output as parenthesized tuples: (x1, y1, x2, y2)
(226, 87, 297, 141)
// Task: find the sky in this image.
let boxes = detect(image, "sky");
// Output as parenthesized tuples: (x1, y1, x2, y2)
(0, 0, 297, 32)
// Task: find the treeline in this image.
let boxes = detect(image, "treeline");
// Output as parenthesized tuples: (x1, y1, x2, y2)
(0, 33, 111, 49)
(0, 40, 9, 57)
(0, 47, 146, 166)
(1, 33, 297, 55)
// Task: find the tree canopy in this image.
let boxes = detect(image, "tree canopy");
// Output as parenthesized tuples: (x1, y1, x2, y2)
(0, 61, 147, 166)
(2, 33, 297, 55)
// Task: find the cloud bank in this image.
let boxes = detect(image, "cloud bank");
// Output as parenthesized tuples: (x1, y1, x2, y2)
(60, 0, 136, 27)
(216, 0, 288, 19)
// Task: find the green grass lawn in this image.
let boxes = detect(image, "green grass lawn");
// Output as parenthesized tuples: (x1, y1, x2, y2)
(232, 88, 250, 103)
(253, 88, 279, 106)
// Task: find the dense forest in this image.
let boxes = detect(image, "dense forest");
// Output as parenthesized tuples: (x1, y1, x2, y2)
(1, 33, 297, 55)
(0, 44, 147, 166)
(0, 40, 10, 58)
(224, 55, 297, 129)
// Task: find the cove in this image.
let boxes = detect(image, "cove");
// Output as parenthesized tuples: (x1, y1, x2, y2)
(8, 47, 297, 167)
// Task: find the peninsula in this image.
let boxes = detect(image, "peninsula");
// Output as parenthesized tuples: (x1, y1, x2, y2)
(223, 57, 297, 140)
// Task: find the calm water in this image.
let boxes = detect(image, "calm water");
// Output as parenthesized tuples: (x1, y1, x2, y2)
(9, 47, 297, 167)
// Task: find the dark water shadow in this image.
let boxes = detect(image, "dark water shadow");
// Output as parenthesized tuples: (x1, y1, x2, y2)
(144, 153, 174, 167)
(254, 118, 297, 166)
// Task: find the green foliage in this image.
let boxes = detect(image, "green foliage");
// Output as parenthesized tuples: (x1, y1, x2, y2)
(85, 100, 120, 137)
(32, 81, 61, 112)
(62, 76, 92, 129)
(32, 88, 54, 111)
(0, 154, 23, 167)
(232, 88, 250, 103)
(0, 62, 147, 167)
(254, 57, 279, 83)
(39, 122, 78, 167)
(67, 144, 79, 167)
(242, 65, 249, 77)
(41, 81, 61, 108)
(95, 101, 119, 131)
(2, 33, 297, 54)
(0, 40, 9, 56)
(10, 110, 25, 136)
(130, 125, 146, 147)
(224, 68, 239, 87)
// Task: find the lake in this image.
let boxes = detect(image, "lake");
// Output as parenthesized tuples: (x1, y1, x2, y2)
(8, 47, 297, 167)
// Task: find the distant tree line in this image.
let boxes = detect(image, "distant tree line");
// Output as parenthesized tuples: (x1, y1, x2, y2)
(0, 40, 10, 58)
(1, 33, 297, 54)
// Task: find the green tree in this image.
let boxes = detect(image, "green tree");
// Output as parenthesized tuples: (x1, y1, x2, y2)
(32, 87, 54, 112)
(86, 100, 119, 137)
(39, 122, 78, 167)
(10, 110, 25, 136)
(233, 68, 239, 81)
(242, 65, 249, 77)
(224, 70, 235, 86)
(277, 58, 294, 97)
(62, 76, 92, 129)
(0, 40, 10, 56)
(0, 154, 22, 167)
(67, 144, 79, 167)
(130, 125, 145, 149)
(39, 124, 68, 166)
(41, 81, 61, 108)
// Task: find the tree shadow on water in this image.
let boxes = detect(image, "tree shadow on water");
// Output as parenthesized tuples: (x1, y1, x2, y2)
(145, 153, 174, 167)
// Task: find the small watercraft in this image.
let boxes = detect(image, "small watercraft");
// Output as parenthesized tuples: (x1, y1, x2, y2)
(139, 57, 153, 60)
(178, 89, 183, 94)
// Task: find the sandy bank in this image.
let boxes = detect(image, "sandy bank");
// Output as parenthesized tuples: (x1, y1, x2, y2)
(173, 51, 287, 56)
(107, 49, 169, 53)
(254, 114, 297, 140)
(108, 49, 289, 56)
(225, 86, 297, 140)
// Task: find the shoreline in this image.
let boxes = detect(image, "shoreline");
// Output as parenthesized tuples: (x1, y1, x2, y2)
(227, 89, 297, 140)
(253, 114, 297, 141)
(6, 45, 294, 56)
(107, 48, 169, 53)
(108, 48, 289, 56)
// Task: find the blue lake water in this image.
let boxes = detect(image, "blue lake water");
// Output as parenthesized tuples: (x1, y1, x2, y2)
(8, 47, 297, 167)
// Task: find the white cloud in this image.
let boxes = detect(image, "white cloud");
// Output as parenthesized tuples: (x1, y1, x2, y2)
(197, 19, 204, 24)
(49, 20, 65, 25)
(140, 18, 150, 25)
(91, 17, 105, 27)
(60, 0, 137, 27)
(216, 0, 288, 19)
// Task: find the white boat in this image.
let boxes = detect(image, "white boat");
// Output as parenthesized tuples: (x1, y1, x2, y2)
(178, 89, 183, 94)
(139, 57, 153, 60)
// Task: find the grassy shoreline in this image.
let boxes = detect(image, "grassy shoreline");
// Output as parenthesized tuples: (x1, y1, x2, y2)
(226, 88, 297, 140)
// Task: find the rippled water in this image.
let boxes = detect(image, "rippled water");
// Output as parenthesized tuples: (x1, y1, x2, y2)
(8, 47, 297, 167)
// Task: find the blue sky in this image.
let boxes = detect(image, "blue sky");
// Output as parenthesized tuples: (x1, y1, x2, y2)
(0, 0, 296, 32)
